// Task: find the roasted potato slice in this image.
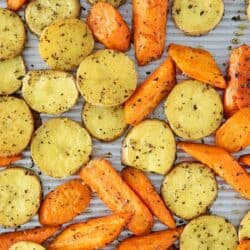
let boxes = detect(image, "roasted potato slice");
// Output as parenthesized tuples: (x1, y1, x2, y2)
(22, 70, 78, 115)
(247, 0, 250, 20)
(122, 119, 176, 175)
(180, 215, 238, 250)
(82, 103, 128, 141)
(77, 49, 137, 106)
(0, 8, 26, 60)
(0, 56, 25, 95)
(0, 96, 34, 157)
(239, 211, 250, 241)
(9, 241, 45, 250)
(172, 0, 224, 36)
(39, 18, 94, 71)
(161, 162, 217, 220)
(31, 117, 92, 178)
(0, 167, 42, 227)
(88, 0, 125, 8)
(165, 80, 223, 140)
(25, 0, 81, 36)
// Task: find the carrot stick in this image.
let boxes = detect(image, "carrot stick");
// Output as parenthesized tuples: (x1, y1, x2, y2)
(237, 240, 250, 250)
(117, 227, 183, 250)
(39, 179, 91, 226)
(7, 0, 26, 11)
(121, 167, 176, 228)
(133, 0, 168, 65)
(0, 226, 59, 250)
(239, 154, 250, 166)
(168, 44, 226, 89)
(48, 212, 131, 250)
(87, 3, 130, 52)
(0, 155, 22, 166)
(124, 57, 176, 125)
(80, 158, 153, 235)
(178, 142, 250, 200)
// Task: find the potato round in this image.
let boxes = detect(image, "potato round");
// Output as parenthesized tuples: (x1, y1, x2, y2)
(82, 103, 128, 141)
(165, 80, 223, 140)
(0, 167, 42, 227)
(39, 18, 94, 71)
(0, 56, 25, 95)
(22, 70, 78, 115)
(88, 0, 125, 8)
(0, 8, 26, 60)
(172, 0, 224, 36)
(122, 119, 176, 175)
(180, 215, 238, 250)
(0, 96, 34, 157)
(239, 211, 250, 241)
(161, 162, 217, 220)
(10, 241, 45, 250)
(31, 118, 92, 178)
(77, 49, 137, 106)
(25, 0, 81, 36)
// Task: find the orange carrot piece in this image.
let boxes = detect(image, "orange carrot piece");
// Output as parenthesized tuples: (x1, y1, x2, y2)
(87, 3, 130, 52)
(133, 0, 168, 65)
(39, 179, 91, 226)
(168, 44, 226, 89)
(0, 226, 59, 250)
(124, 57, 176, 125)
(239, 154, 250, 166)
(0, 155, 22, 166)
(215, 108, 250, 152)
(121, 167, 176, 228)
(48, 212, 131, 250)
(237, 240, 250, 250)
(80, 158, 153, 235)
(7, 0, 26, 11)
(117, 227, 183, 250)
(178, 142, 250, 199)
(224, 45, 250, 116)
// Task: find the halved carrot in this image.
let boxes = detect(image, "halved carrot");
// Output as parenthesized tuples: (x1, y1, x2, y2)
(168, 44, 226, 89)
(39, 179, 91, 226)
(124, 57, 176, 125)
(239, 154, 250, 166)
(215, 108, 250, 152)
(178, 142, 250, 200)
(133, 0, 168, 65)
(121, 167, 176, 228)
(87, 3, 130, 52)
(237, 240, 250, 250)
(0, 155, 22, 167)
(80, 158, 153, 235)
(7, 0, 26, 11)
(0, 226, 59, 250)
(117, 227, 183, 250)
(48, 212, 131, 250)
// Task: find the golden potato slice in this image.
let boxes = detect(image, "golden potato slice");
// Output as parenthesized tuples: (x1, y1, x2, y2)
(82, 103, 128, 141)
(77, 49, 137, 106)
(39, 18, 94, 71)
(122, 119, 176, 175)
(25, 0, 81, 36)
(10, 241, 45, 250)
(22, 70, 78, 115)
(239, 211, 250, 241)
(88, 0, 125, 8)
(31, 118, 92, 178)
(180, 215, 238, 250)
(0, 8, 26, 60)
(165, 80, 223, 140)
(172, 0, 224, 36)
(161, 162, 217, 220)
(0, 167, 42, 227)
(0, 56, 25, 95)
(0, 96, 34, 157)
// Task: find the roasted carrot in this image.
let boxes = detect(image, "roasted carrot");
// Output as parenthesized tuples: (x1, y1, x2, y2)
(117, 227, 183, 250)
(216, 108, 250, 152)
(224, 45, 250, 116)
(121, 167, 176, 228)
(178, 142, 250, 200)
(237, 240, 250, 250)
(7, 0, 26, 11)
(124, 57, 176, 125)
(239, 154, 250, 166)
(168, 44, 226, 89)
(0, 155, 22, 166)
(133, 0, 168, 65)
(39, 179, 91, 226)
(0, 226, 59, 250)
(48, 212, 131, 250)
(80, 158, 153, 235)
(87, 3, 130, 52)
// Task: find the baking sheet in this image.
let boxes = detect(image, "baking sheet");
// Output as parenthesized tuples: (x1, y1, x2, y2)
(0, 0, 250, 248)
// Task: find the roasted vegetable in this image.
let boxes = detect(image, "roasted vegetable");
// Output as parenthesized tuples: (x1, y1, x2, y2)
(237, 240, 250, 250)
(239, 154, 250, 166)
(88, 0, 125, 8)
(239, 211, 250, 241)
(9, 241, 45, 250)
(7, 0, 27, 11)
(0, 155, 22, 167)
